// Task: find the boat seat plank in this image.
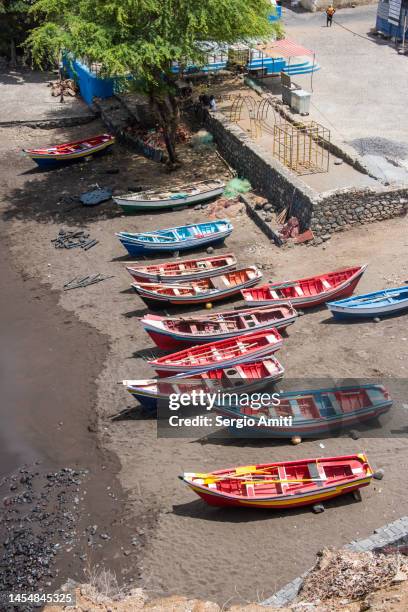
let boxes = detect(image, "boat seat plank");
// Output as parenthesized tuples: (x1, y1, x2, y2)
(308, 462, 325, 487)
(327, 394, 344, 415)
(295, 286, 304, 296)
(211, 276, 228, 290)
(322, 279, 331, 290)
(245, 483, 256, 497)
(289, 399, 302, 418)
(278, 466, 288, 494)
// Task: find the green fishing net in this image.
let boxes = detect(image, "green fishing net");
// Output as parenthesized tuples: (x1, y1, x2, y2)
(223, 178, 251, 199)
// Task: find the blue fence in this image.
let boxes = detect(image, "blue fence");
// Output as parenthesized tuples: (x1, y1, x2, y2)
(63, 57, 116, 105)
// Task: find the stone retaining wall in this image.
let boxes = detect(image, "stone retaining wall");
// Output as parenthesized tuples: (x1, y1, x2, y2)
(312, 188, 408, 244)
(205, 111, 316, 232)
(205, 111, 408, 243)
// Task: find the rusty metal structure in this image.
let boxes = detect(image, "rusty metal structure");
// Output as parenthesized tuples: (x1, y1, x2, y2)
(223, 93, 330, 174)
(272, 120, 330, 175)
(228, 95, 261, 138)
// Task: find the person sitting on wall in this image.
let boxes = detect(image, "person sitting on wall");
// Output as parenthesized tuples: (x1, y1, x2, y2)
(326, 4, 336, 27)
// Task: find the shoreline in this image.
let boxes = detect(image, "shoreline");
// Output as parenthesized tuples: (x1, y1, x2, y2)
(0, 219, 141, 596)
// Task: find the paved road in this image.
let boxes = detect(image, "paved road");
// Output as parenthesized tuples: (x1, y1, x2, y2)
(282, 5, 408, 183)
(0, 70, 94, 124)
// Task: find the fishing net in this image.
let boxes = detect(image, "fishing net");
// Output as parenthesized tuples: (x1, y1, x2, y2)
(190, 130, 214, 148)
(223, 178, 251, 199)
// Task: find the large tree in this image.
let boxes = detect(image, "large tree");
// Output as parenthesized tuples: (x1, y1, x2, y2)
(27, 1, 280, 163)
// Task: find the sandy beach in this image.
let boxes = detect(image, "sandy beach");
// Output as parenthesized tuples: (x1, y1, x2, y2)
(1, 119, 408, 605)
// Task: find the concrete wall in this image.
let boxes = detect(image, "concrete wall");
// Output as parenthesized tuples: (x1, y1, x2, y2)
(204, 110, 408, 243)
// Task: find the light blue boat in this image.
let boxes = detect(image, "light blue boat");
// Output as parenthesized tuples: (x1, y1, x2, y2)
(327, 286, 408, 320)
(116, 219, 233, 256)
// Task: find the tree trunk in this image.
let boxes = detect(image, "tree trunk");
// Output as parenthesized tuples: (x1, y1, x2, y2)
(150, 88, 180, 167)
(10, 38, 17, 69)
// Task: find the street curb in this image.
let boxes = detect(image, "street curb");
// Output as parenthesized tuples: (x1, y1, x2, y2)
(0, 114, 96, 129)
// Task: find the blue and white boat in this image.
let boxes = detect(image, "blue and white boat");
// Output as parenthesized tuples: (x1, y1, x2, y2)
(215, 384, 392, 438)
(116, 220, 233, 256)
(327, 286, 408, 320)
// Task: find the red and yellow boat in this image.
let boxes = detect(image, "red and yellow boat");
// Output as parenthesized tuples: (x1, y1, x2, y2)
(180, 454, 373, 509)
(24, 133, 115, 168)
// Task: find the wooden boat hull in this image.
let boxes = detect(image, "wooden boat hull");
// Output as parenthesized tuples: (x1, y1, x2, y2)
(125, 358, 285, 413)
(180, 454, 373, 509)
(116, 220, 233, 256)
(126, 253, 237, 283)
(141, 305, 297, 350)
(150, 329, 283, 376)
(24, 134, 115, 168)
(132, 267, 262, 306)
(216, 384, 392, 438)
(114, 180, 224, 212)
(242, 266, 367, 308)
(327, 286, 408, 320)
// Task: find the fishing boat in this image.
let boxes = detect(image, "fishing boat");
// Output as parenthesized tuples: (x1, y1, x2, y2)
(179, 453, 373, 509)
(23, 134, 115, 168)
(215, 384, 392, 438)
(327, 286, 408, 320)
(124, 358, 285, 413)
(241, 265, 367, 308)
(114, 179, 225, 213)
(126, 253, 237, 283)
(141, 304, 297, 350)
(132, 266, 262, 306)
(149, 329, 283, 376)
(116, 220, 233, 256)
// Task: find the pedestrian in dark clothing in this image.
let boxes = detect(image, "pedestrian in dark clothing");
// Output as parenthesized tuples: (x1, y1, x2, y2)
(326, 5, 336, 27)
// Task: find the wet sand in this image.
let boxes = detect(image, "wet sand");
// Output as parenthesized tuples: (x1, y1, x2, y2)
(1, 120, 408, 606)
(0, 219, 138, 593)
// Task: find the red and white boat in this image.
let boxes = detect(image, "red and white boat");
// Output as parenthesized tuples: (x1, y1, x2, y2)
(133, 266, 262, 306)
(241, 265, 367, 308)
(141, 304, 297, 350)
(126, 253, 237, 283)
(24, 134, 115, 168)
(180, 454, 373, 509)
(149, 329, 283, 376)
(124, 358, 285, 412)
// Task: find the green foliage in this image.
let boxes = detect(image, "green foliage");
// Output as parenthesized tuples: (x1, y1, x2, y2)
(27, 0, 281, 82)
(26, 1, 283, 161)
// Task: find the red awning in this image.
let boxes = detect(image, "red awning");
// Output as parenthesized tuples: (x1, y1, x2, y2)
(257, 38, 315, 59)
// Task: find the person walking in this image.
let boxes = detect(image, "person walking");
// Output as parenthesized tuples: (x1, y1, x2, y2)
(326, 4, 336, 27)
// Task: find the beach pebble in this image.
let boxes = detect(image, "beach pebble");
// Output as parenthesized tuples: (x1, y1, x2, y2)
(206, 246, 214, 254)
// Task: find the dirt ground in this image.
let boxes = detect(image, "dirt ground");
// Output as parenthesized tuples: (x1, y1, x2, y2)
(1, 120, 408, 606)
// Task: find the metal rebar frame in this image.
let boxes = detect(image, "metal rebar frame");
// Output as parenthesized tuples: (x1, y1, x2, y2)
(273, 121, 330, 175)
